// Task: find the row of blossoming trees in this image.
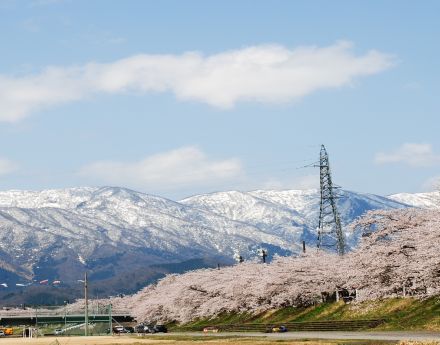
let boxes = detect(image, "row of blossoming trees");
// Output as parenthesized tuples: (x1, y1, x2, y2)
(112, 208, 440, 323)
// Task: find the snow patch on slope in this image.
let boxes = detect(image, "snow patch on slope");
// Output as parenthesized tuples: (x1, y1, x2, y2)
(389, 191, 440, 209)
(0, 187, 97, 209)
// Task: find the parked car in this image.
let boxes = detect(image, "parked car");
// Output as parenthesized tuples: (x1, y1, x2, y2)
(153, 324, 167, 333)
(144, 324, 156, 333)
(54, 329, 63, 335)
(0, 328, 13, 335)
(203, 326, 219, 333)
(0, 331, 5, 337)
(135, 324, 146, 333)
(124, 326, 134, 333)
(113, 326, 129, 333)
(267, 325, 288, 333)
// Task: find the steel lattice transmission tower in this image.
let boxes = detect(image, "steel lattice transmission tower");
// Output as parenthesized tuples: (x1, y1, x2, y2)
(316, 145, 346, 255)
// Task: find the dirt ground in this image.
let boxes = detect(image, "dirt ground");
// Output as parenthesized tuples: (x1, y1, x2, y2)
(1, 335, 165, 345)
(0, 335, 167, 345)
(0, 335, 381, 345)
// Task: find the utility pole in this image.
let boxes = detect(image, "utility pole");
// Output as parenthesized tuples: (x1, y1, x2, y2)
(84, 272, 89, 336)
(262, 250, 267, 263)
(64, 300, 67, 330)
(35, 306, 38, 337)
(316, 145, 345, 255)
(108, 304, 112, 335)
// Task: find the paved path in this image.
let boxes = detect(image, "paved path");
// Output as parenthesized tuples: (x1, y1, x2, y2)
(2, 331, 440, 344)
(172, 331, 440, 341)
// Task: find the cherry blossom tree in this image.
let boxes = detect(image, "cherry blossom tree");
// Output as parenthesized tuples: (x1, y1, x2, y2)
(73, 208, 440, 324)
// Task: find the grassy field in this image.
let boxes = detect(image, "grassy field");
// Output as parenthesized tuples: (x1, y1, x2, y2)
(176, 297, 440, 331)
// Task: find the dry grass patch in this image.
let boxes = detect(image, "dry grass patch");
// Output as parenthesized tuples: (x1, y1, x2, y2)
(399, 342, 440, 345)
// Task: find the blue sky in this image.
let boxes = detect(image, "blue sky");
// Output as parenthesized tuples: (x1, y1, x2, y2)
(0, 0, 439, 199)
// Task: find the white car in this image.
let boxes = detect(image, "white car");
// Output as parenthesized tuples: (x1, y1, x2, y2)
(54, 329, 63, 335)
(0, 331, 5, 337)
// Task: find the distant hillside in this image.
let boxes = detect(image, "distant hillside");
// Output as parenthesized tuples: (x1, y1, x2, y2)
(0, 186, 409, 304)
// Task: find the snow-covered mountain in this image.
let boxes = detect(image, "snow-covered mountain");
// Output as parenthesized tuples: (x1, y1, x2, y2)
(181, 189, 408, 247)
(0, 186, 412, 302)
(0, 187, 288, 283)
(389, 191, 440, 209)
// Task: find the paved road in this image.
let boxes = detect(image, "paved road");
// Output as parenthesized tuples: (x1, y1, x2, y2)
(171, 331, 440, 341)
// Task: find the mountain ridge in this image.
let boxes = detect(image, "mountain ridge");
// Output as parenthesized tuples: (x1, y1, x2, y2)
(0, 186, 436, 304)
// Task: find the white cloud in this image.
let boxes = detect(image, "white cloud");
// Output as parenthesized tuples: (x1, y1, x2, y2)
(375, 143, 440, 167)
(0, 158, 18, 176)
(79, 146, 243, 191)
(0, 41, 394, 122)
(422, 176, 440, 191)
